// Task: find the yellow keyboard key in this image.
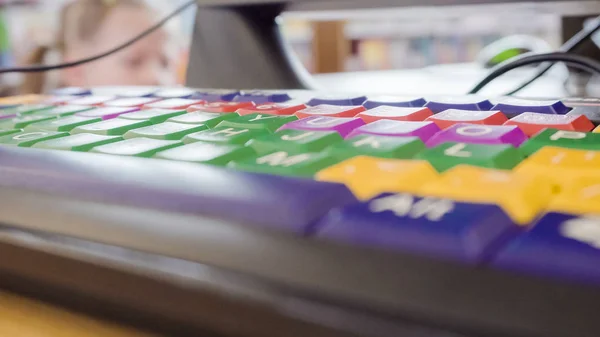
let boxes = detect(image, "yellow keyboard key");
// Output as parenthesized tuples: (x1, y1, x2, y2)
(315, 156, 438, 200)
(549, 177, 600, 215)
(594, 125, 600, 133)
(0, 95, 46, 105)
(420, 165, 553, 225)
(514, 146, 600, 191)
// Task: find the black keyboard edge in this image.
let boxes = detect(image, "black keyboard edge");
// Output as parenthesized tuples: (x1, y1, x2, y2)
(0, 187, 600, 337)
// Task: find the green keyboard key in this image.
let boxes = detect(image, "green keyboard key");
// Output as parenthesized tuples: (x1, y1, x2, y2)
(40, 105, 95, 117)
(7, 104, 54, 115)
(229, 150, 340, 177)
(168, 111, 238, 127)
(91, 137, 182, 157)
(0, 131, 67, 147)
(124, 122, 207, 140)
(216, 113, 297, 133)
(183, 126, 265, 145)
(326, 135, 425, 160)
(0, 129, 21, 137)
(24, 116, 102, 132)
(155, 141, 254, 165)
(248, 129, 343, 155)
(119, 109, 186, 124)
(8, 114, 56, 129)
(519, 129, 600, 157)
(415, 142, 523, 172)
(33, 133, 122, 151)
(72, 118, 151, 136)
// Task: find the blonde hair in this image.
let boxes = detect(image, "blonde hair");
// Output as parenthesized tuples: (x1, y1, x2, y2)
(21, 0, 147, 94)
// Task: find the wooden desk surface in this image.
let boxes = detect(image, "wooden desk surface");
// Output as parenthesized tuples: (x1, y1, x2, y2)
(0, 291, 154, 337)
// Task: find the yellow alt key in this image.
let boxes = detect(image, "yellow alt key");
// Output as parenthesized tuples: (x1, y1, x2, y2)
(514, 146, 600, 192)
(421, 165, 553, 225)
(316, 156, 438, 200)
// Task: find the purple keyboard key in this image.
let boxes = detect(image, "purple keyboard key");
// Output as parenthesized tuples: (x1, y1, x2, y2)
(346, 120, 440, 142)
(426, 123, 527, 148)
(308, 95, 367, 106)
(234, 91, 291, 104)
(363, 96, 427, 109)
(278, 116, 364, 138)
(75, 107, 139, 120)
(492, 212, 600, 285)
(0, 146, 357, 233)
(425, 96, 493, 113)
(193, 90, 239, 102)
(492, 98, 570, 116)
(315, 193, 519, 262)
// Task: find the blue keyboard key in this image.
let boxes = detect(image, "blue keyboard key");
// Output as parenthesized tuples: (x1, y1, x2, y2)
(52, 87, 91, 96)
(308, 95, 367, 106)
(153, 88, 196, 99)
(0, 146, 357, 233)
(314, 193, 519, 262)
(193, 90, 239, 102)
(492, 212, 600, 284)
(492, 98, 570, 116)
(425, 96, 493, 113)
(363, 96, 426, 109)
(234, 91, 291, 104)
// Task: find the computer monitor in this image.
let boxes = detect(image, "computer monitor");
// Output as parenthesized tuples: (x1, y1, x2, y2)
(186, 0, 596, 90)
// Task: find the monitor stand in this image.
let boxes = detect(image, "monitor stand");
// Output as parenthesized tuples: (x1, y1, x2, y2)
(185, 3, 315, 90)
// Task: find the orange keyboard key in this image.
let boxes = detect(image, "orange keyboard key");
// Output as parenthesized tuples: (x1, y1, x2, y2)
(357, 106, 433, 123)
(295, 104, 366, 119)
(504, 112, 593, 136)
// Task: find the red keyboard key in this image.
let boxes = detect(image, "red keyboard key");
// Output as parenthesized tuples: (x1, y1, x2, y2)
(426, 109, 508, 129)
(188, 101, 255, 113)
(295, 104, 366, 119)
(104, 97, 161, 108)
(69, 95, 116, 106)
(504, 112, 594, 136)
(236, 103, 306, 116)
(145, 98, 205, 110)
(357, 106, 433, 123)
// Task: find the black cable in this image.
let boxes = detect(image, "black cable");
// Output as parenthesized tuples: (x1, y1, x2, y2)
(502, 16, 600, 95)
(468, 52, 600, 95)
(0, 0, 196, 74)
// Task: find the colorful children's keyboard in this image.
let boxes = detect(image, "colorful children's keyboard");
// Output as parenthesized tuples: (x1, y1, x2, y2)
(1, 87, 600, 337)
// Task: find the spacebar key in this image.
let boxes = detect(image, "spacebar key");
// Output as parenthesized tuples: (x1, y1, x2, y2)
(0, 147, 357, 233)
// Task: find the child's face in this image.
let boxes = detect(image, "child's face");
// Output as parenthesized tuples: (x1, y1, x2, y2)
(63, 6, 179, 88)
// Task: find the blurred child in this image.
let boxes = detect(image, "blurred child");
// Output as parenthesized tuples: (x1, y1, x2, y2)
(21, 0, 180, 94)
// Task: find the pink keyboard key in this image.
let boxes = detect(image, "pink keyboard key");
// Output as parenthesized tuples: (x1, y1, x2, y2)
(426, 123, 527, 147)
(426, 109, 508, 129)
(295, 104, 366, 118)
(357, 106, 433, 123)
(346, 120, 440, 142)
(278, 116, 364, 138)
(75, 107, 139, 120)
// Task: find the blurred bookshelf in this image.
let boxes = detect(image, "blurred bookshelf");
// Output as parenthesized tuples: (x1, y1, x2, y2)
(280, 1, 600, 74)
